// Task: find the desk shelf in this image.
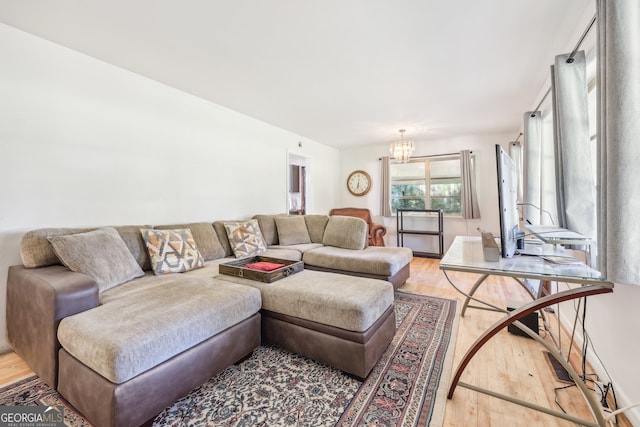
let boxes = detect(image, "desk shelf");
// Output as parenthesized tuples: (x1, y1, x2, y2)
(396, 209, 444, 258)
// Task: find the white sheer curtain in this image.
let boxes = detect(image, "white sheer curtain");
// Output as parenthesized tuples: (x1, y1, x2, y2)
(523, 111, 543, 224)
(597, 0, 640, 284)
(551, 50, 596, 238)
(460, 150, 480, 219)
(380, 156, 392, 217)
(508, 141, 523, 203)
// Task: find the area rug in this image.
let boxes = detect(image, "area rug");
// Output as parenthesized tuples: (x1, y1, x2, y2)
(0, 291, 458, 427)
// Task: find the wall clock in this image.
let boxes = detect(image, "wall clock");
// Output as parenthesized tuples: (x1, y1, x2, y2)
(347, 170, 372, 196)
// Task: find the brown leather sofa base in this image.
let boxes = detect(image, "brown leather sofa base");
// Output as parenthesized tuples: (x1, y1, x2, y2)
(57, 313, 261, 427)
(261, 305, 395, 379)
(7, 265, 99, 388)
(305, 262, 410, 290)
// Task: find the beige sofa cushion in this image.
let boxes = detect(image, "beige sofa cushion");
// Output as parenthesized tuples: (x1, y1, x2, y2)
(155, 222, 225, 261)
(268, 243, 323, 254)
(303, 246, 413, 276)
(274, 216, 311, 245)
(48, 227, 144, 292)
(212, 221, 235, 257)
(217, 270, 393, 332)
(252, 214, 288, 246)
(58, 275, 262, 384)
(304, 215, 330, 243)
(322, 216, 367, 250)
(21, 225, 152, 270)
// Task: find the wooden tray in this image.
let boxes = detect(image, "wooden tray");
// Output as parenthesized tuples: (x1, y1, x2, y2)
(219, 255, 303, 283)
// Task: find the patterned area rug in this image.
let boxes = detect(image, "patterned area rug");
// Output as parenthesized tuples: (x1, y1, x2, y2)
(0, 291, 458, 427)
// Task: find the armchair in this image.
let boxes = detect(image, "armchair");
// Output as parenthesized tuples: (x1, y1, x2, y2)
(329, 207, 386, 246)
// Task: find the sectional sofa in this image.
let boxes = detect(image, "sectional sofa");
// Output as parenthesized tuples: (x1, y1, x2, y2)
(6, 214, 413, 427)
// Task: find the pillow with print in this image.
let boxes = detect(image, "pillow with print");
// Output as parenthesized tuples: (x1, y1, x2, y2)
(223, 219, 268, 258)
(141, 228, 205, 275)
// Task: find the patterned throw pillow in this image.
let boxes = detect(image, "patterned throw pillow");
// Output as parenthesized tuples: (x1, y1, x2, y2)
(223, 220, 267, 258)
(140, 228, 205, 275)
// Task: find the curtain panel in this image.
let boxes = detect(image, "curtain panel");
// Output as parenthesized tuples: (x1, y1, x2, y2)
(508, 141, 523, 204)
(597, 0, 640, 284)
(380, 156, 392, 217)
(551, 50, 596, 239)
(523, 112, 543, 225)
(460, 150, 480, 219)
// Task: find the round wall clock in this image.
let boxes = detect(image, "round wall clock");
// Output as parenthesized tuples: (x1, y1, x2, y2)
(347, 170, 372, 196)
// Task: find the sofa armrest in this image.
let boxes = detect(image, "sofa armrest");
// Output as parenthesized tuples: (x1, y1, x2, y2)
(370, 223, 386, 246)
(7, 265, 99, 388)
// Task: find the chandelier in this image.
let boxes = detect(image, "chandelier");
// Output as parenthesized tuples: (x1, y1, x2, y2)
(390, 129, 415, 163)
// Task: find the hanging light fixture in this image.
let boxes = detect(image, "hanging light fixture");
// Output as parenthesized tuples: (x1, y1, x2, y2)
(390, 129, 415, 163)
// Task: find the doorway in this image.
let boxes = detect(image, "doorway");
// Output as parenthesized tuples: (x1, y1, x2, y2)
(288, 153, 309, 215)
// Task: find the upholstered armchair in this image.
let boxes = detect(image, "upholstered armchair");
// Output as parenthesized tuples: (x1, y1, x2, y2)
(329, 207, 386, 246)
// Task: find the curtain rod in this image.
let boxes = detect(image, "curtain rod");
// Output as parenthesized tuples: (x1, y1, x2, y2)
(531, 87, 552, 117)
(512, 132, 523, 143)
(567, 14, 597, 63)
(378, 151, 469, 161)
(529, 14, 596, 115)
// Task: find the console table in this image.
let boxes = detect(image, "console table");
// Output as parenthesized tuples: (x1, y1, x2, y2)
(440, 236, 614, 427)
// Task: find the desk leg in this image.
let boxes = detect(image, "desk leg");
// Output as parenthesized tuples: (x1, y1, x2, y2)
(447, 285, 613, 426)
(446, 272, 534, 317)
(444, 272, 506, 317)
(461, 274, 490, 316)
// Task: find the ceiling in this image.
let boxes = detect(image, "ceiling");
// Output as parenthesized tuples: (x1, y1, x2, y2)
(0, 0, 592, 148)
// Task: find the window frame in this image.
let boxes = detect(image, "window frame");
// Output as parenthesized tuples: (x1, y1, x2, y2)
(390, 154, 463, 217)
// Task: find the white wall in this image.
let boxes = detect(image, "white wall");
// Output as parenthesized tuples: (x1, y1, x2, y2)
(339, 134, 511, 250)
(0, 23, 340, 351)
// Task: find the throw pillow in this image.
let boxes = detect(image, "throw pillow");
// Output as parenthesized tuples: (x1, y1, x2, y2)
(48, 227, 145, 292)
(140, 228, 205, 275)
(274, 216, 312, 245)
(223, 219, 267, 258)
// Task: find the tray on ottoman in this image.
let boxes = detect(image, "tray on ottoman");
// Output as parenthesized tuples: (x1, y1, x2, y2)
(219, 256, 303, 283)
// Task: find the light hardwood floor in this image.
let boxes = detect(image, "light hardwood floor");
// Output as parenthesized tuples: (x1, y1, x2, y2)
(0, 257, 630, 426)
(401, 257, 629, 427)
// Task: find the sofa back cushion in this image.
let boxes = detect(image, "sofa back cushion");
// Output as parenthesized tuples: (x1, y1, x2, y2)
(274, 216, 311, 245)
(48, 227, 145, 292)
(213, 221, 235, 257)
(154, 222, 224, 261)
(322, 216, 368, 250)
(303, 215, 330, 243)
(21, 225, 152, 270)
(252, 214, 288, 245)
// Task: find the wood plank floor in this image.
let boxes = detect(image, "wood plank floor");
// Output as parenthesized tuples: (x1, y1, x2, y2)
(402, 257, 629, 427)
(0, 257, 630, 426)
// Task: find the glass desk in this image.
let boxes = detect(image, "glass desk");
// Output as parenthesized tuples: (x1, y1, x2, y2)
(441, 236, 614, 427)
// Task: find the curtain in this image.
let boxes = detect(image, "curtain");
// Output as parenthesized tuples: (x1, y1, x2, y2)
(551, 50, 596, 238)
(523, 111, 543, 225)
(380, 156, 392, 217)
(460, 150, 480, 219)
(597, 0, 640, 284)
(508, 141, 523, 203)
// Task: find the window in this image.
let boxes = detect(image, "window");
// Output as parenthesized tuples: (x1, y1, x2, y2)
(390, 155, 462, 215)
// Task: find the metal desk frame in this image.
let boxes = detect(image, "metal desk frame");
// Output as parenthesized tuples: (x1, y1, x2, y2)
(440, 236, 614, 427)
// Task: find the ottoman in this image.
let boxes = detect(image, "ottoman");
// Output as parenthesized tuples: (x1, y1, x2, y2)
(217, 269, 395, 378)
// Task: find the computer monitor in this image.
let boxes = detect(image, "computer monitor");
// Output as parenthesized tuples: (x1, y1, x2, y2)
(495, 144, 519, 258)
